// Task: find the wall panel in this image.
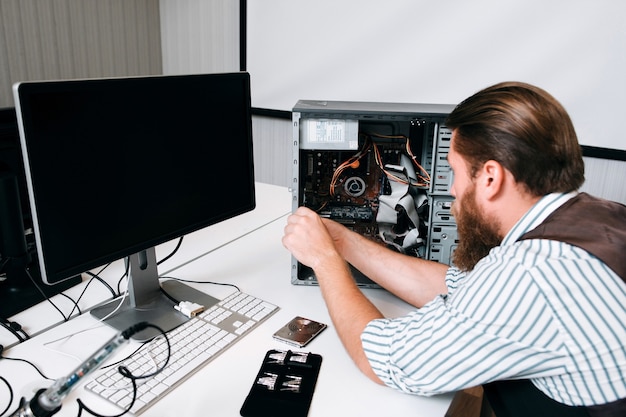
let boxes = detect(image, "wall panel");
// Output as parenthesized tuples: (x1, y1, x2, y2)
(159, 0, 239, 75)
(580, 157, 626, 204)
(0, 0, 162, 108)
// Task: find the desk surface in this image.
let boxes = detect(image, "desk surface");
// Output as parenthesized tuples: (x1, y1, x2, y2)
(2, 182, 293, 345)
(1, 183, 453, 416)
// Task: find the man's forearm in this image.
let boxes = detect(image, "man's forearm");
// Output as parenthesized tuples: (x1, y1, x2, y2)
(313, 252, 385, 384)
(335, 228, 449, 307)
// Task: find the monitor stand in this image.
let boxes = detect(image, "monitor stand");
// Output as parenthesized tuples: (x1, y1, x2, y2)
(90, 247, 219, 341)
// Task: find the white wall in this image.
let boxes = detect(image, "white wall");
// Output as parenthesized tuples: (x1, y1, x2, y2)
(247, 0, 626, 152)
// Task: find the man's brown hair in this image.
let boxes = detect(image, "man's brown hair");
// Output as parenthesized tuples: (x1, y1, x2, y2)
(446, 81, 585, 196)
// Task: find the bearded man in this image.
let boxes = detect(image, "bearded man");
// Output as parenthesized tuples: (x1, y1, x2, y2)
(282, 82, 626, 416)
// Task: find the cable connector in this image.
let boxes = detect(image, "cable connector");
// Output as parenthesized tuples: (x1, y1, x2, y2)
(174, 301, 204, 318)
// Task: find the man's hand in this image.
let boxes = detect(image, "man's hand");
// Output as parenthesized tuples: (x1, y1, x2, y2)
(282, 206, 342, 269)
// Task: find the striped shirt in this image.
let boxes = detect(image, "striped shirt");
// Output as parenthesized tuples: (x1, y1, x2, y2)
(362, 192, 626, 406)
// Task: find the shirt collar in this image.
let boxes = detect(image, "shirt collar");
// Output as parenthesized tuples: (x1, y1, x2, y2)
(501, 191, 579, 246)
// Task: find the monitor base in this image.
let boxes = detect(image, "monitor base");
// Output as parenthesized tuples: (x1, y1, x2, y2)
(90, 279, 220, 342)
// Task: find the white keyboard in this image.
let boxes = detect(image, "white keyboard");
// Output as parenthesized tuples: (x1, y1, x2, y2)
(84, 291, 278, 414)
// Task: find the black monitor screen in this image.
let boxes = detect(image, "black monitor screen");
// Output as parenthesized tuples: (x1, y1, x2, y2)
(13, 73, 255, 286)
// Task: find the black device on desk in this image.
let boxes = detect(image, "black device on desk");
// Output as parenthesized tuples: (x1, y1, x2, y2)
(0, 107, 81, 318)
(13, 72, 256, 341)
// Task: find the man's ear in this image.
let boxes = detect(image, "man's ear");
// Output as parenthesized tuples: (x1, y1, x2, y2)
(478, 159, 505, 200)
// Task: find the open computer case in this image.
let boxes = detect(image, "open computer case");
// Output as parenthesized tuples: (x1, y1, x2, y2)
(290, 100, 458, 287)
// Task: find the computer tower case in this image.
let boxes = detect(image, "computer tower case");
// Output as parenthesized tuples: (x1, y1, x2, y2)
(290, 100, 458, 287)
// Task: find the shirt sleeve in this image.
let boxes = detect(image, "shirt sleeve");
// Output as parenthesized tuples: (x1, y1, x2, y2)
(361, 262, 568, 396)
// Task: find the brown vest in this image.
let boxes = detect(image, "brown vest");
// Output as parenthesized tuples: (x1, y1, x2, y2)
(484, 193, 626, 417)
(518, 192, 626, 282)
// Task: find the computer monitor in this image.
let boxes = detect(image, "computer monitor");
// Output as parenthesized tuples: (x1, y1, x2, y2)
(13, 72, 256, 340)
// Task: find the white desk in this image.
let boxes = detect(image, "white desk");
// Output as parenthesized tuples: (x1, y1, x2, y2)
(1, 183, 454, 416)
(1, 183, 293, 347)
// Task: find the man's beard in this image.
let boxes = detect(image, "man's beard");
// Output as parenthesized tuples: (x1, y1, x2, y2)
(451, 185, 503, 272)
